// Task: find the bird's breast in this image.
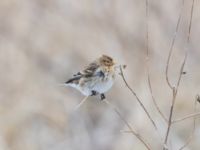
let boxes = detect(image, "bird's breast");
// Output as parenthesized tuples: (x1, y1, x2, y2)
(92, 74, 115, 94)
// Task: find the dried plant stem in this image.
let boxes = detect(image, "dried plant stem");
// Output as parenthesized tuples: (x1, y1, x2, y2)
(74, 96, 89, 110)
(163, 0, 195, 144)
(119, 66, 157, 130)
(179, 98, 197, 150)
(165, 0, 185, 90)
(187, 0, 195, 43)
(172, 2, 196, 148)
(103, 99, 152, 150)
(173, 112, 200, 123)
(145, 0, 168, 123)
(163, 54, 187, 150)
(163, 0, 185, 148)
(147, 76, 168, 122)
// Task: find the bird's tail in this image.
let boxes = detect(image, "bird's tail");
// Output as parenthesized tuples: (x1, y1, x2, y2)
(65, 76, 81, 85)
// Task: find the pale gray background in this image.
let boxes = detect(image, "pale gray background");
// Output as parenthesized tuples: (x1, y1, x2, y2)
(0, 0, 200, 150)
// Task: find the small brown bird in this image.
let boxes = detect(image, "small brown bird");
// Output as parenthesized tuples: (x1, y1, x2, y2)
(65, 55, 116, 100)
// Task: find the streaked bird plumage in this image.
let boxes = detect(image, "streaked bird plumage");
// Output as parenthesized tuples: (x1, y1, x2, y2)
(65, 55, 116, 100)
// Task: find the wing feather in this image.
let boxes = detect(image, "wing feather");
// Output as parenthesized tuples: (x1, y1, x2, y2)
(81, 62, 100, 77)
(66, 61, 101, 85)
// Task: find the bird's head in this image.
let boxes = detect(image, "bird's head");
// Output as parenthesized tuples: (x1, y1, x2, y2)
(99, 55, 115, 67)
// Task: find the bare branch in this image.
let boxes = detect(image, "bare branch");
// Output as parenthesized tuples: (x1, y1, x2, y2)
(179, 3, 196, 150)
(165, 0, 185, 90)
(104, 99, 152, 150)
(187, 0, 195, 43)
(175, 54, 187, 96)
(119, 66, 158, 130)
(173, 112, 200, 123)
(163, 54, 187, 150)
(163, 88, 176, 150)
(163, 0, 186, 148)
(145, 0, 168, 123)
(147, 75, 168, 123)
(172, 112, 200, 123)
(74, 96, 89, 110)
(179, 96, 197, 150)
(172, 0, 195, 124)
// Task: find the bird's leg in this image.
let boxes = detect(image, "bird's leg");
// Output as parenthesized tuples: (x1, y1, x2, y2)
(100, 94, 106, 100)
(91, 90, 98, 96)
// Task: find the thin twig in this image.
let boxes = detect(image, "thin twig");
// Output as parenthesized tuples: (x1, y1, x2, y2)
(74, 96, 89, 110)
(179, 97, 197, 150)
(164, 0, 195, 149)
(165, 0, 185, 90)
(119, 66, 158, 130)
(145, 0, 168, 123)
(173, 112, 200, 123)
(187, 0, 195, 43)
(163, 0, 185, 148)
(175, 54, 187, 96)
(172, 0, 195, 124)
(147, 76, 168, 123)
(163, 54, 187, 150)
(103, 99, 152, 150)
(163, 88, 176, 150)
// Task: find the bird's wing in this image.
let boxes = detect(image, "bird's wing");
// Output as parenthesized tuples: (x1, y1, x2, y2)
(65, 75, 81, 84)
(66, 61, 102, 84)
(80, 62, 100, 77)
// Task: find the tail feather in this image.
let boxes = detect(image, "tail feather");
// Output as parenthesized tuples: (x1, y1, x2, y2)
(65, 76, 81, 84)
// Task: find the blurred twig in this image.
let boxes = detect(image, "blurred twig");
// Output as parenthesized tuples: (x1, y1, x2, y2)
(165, 0, 185, 90)
(172, 0, 196, 124)
(147, 76, 168, 123)
(119, 66, 157, 130)
(173, 112, 200, 123)
(179, 95, 198, 150)
(187, 0, 195, 43)
(104, 99, 152, 150)
(163, 53, 187, 150)
(74, 96, 89, 110)
(173, 96, 199, 123)
(163, 0, 195, 149)
(145, 0, 168, 123)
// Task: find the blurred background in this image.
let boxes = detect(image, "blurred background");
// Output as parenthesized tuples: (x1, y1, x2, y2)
(0, 0, 200, 150)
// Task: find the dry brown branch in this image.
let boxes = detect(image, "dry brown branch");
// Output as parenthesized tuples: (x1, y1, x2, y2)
(163, 54, 187, 150)
(119, 66, 157, 130)
(175, 54, 187, 95)
(165, 0, 185, 90)
(74, 96, 89, 110)
(179, 96, 197, 150)
(145, 0, 168, 123)
(172, 0, 195, 124)
(147, 76, 168, 123)
(163, 0, 195, 148)
(103, 99, 152, 150)
(173, 112, 200, 123)
(187, 0, 195, 43)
